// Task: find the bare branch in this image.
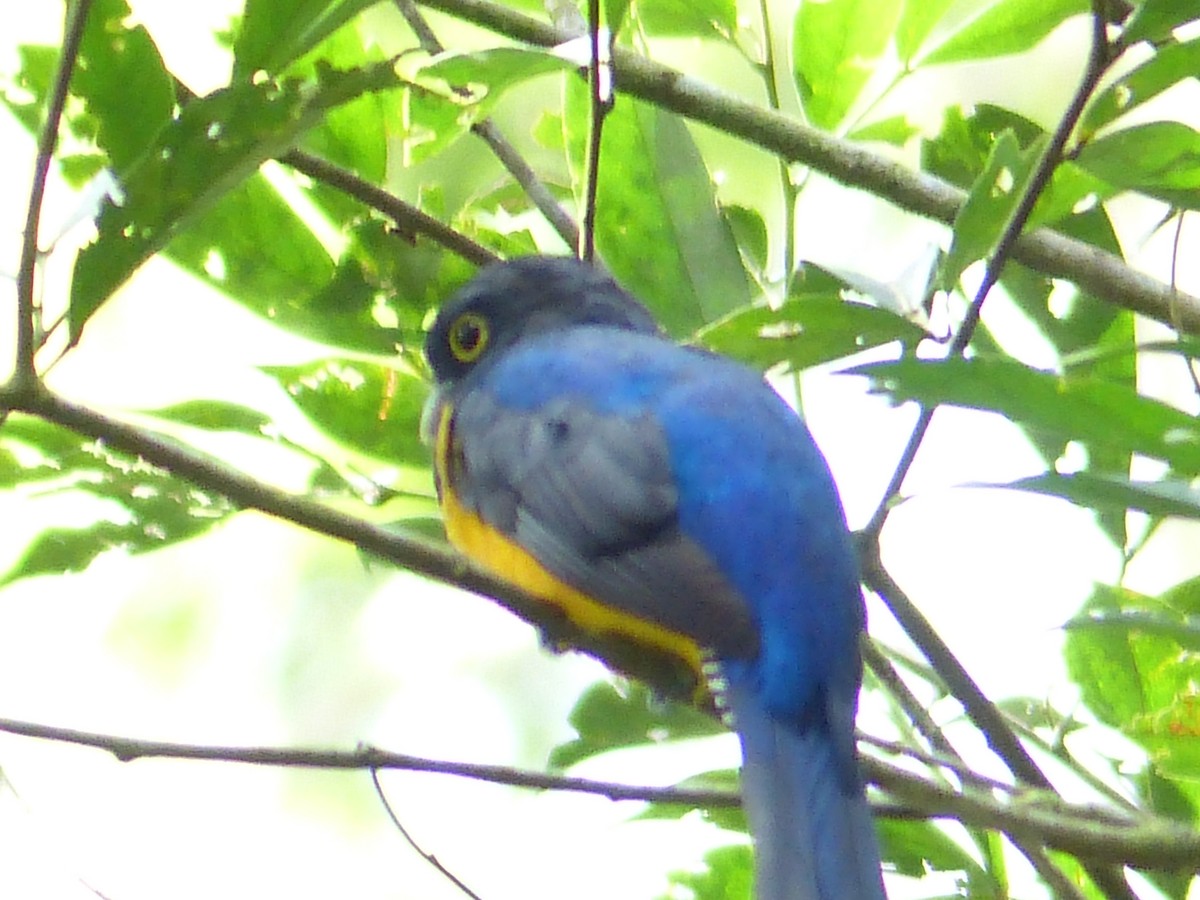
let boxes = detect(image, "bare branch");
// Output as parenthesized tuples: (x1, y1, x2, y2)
(1, 714, 1196, 870)
(415, 0, 1200, 335)
(14, 0, 96, 392)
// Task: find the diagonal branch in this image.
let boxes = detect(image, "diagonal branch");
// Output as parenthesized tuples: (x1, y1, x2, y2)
(414, 0, 1200, 335)
(5, 384, 705, 711)
(392, 0, 580, 250)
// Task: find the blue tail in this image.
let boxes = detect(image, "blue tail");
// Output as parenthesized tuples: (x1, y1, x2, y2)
(726, 680, 886, 900)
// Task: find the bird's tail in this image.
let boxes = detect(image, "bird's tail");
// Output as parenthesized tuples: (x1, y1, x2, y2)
(726, 681, 887, 900)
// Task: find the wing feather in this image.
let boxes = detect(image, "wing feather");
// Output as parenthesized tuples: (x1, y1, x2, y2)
(450, 389, 757, 660)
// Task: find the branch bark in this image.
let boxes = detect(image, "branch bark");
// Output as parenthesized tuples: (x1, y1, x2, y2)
(416, 0, 1200, 336)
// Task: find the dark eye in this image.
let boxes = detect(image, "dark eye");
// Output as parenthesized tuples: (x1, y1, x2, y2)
(448, 312, 489, 363)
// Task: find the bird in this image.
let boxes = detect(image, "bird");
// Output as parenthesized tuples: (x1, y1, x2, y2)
(422, 255, 887, 900)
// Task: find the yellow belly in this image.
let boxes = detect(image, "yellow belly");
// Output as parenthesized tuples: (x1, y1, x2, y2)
(434, 406, 705, 679)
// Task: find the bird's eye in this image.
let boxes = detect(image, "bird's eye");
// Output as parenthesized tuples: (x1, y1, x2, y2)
(448, 312, 489, 363)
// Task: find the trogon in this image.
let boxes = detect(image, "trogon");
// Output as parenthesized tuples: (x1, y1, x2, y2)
(423, 255, 887, 900)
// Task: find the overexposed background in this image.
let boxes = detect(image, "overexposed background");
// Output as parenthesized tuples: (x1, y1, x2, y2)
(1, 3, 1197, 899)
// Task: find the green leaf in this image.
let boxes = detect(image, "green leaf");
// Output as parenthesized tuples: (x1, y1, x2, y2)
(606, 0, 633, 37)
(849, 356, 1200, 475)
(1122, 0, 1200, 45)
(1075, 121, 1200, 210)
(233, 0, 381, 79)
(69, 60, 405, 339)
(289, 19, 395, 182)
(140, 401, 274, 436)
(996, 472, 1200, 520)
(922, 0, 1089, 66)
(639, 768, 744, 831)
(877, 818, 989, 881)
(75, 0, 175, 171)
(665, 844, 753, 900)
(700, 294, 925, 372)
(937, 129, 1036, 290)
(1065, 581, 1200, 779)
(422, 47, 574, 108)
(722, 205, 769, 274)
(1081, 37, 1200, 138)
(848, 114, 920, 147)
(635, 0, 737, 39)
(895, 0, 956, 64)
(548, 680, 726, 770)
(564, 85, 751, 335)
(1066, 609, 1200, 652)
(263, 359, 430, 468)
(0, 418, 234, 587)
(793, 0, 902, 130)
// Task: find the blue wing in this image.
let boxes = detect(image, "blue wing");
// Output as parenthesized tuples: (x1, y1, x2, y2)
(463, 325, 885, 899)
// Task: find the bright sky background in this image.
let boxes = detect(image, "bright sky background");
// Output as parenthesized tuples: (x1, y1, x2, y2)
(1, 4, 1198, 900)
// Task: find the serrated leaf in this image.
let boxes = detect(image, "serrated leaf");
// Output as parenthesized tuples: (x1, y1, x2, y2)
(549, 680, 725, 770)
(564, 85, 751, 335)
(1075, 121, 1200, 210)
(794, 0, 902, 130)
(922, 0, 1089, 66)
(849, 356, 1200, 475)
(264, 359, 429, 467)
(70, 61, 404, 340)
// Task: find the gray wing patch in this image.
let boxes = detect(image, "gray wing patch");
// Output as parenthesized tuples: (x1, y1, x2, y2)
(450, 391, 758, 660)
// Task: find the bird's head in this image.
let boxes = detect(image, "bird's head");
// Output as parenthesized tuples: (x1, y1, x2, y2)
(424, 256, 660, 387)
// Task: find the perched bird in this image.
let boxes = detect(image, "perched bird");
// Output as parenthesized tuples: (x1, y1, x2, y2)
(423, 255, 886, 900)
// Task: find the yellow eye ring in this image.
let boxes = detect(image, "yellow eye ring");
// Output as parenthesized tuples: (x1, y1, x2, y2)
(448, 312, 489, 363)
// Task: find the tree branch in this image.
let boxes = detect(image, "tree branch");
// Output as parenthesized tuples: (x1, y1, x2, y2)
(414, 0, 1200, 335)
(280, 148, 500, 266)
(392, 0, 580, 251)
(1, 714, 1196, 871)
(5, 384, 705, 710)
(14, 0, 95, 391)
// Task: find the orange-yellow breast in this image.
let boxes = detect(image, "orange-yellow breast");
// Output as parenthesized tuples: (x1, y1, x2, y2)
(433, 404, 705, 678)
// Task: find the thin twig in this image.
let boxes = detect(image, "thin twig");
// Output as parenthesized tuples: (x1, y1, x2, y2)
(1, 714, 1196, 870)
(579, 0, 605, 261)
(391, 0, 580, 250)
(280, 148, 499, 266)
(863, 5, 1115, 538)
(14, 0, 96, 393)
(414, 0, 1200, 334)
(371, 768, 484, 900)
(863, 639, 962, 765)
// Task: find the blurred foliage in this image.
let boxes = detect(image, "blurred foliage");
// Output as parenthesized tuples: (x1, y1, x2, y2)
(3, 0, 1200, 897)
